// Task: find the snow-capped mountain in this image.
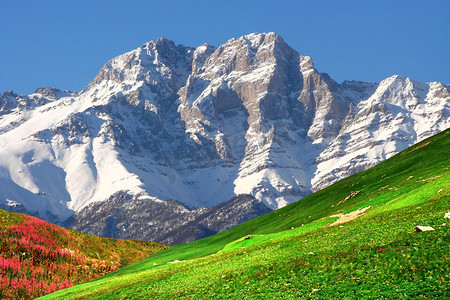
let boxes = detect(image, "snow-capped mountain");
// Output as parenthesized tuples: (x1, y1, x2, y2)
(0, 33, 448, 243)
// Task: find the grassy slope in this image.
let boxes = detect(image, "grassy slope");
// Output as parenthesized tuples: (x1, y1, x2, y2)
(0, 210, 169, 299)
(44, 129, 450, 299)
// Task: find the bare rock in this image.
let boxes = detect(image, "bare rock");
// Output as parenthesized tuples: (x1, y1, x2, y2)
(415, 226, 435, 232)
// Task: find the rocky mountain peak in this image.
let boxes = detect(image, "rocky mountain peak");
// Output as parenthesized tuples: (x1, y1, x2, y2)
(201, 32, 298, 77)
(152, 37, 193, 66)
(155, 37, 175, 46)
(369, 75, 429, 109)
(1, 87, 74, 116)
(87, 37, 193, 88)
(299, 56, 315, 73)
(238, 32, 285, 49)
(2, 90, 18, 98)
(34, 87, 74, 100)
(192, 43, 216, 73)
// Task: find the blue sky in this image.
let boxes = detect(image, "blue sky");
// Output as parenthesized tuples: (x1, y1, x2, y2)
(1, 0, 449, 94)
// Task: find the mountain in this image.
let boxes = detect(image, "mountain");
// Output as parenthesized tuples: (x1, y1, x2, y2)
(42, 128, 450, 299)
(63, 193, 271, 245)
(0, 32, 448, 243)
(0, 208, 168, 299)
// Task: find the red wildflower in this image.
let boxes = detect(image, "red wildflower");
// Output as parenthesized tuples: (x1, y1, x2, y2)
(378, 248, 385, 252)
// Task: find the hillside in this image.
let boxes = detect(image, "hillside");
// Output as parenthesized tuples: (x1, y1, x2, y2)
(0, 210, 168, 299)
(43, 129, 450, 298)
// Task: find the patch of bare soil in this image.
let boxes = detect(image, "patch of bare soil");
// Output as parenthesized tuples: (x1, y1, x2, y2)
(329, 206, 372, 227)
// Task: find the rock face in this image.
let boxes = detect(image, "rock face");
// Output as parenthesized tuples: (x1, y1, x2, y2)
(63, 193, 270, 245)
(0, 32, 449, 243)
(415, 226, 435, 232)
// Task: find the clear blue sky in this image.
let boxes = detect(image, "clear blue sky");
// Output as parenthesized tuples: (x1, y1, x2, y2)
(1, 0, 449, 94)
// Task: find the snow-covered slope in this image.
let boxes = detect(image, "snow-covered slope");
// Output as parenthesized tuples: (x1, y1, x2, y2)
(313, 76, 449, 191)
(0, 33, 448, 241)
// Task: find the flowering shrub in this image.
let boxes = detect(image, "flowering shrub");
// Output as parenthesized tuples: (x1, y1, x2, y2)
(0, 212, 167, 299)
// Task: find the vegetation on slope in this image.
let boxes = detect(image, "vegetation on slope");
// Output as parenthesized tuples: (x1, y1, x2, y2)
(0, 210, 169, 299)
(44, 129, 450, 299)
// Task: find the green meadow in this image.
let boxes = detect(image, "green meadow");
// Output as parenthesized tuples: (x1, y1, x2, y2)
(43, 129, 450, 299)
